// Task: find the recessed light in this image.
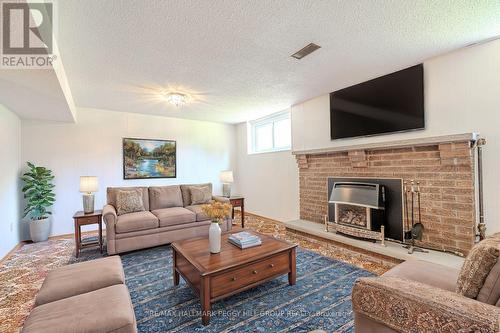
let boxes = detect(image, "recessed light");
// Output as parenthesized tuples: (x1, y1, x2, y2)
(291, 43, 321, 60)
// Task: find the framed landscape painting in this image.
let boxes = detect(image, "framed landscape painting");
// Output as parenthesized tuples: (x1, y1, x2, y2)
(123, 138, 176, 179)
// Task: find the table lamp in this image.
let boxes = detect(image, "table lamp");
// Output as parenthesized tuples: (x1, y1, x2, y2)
(80, 176, 98, 214)
(219, 171, 233, 198)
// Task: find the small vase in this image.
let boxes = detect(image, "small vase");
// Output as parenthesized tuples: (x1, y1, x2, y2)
(209, 221, 222, 254)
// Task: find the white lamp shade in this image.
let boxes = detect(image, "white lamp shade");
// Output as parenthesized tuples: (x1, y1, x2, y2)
(80, 176, 99, 193)
(219, 170, 234, 183)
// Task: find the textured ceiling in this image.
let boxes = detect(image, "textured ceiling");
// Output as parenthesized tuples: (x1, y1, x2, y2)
(54, 0, 500, 123)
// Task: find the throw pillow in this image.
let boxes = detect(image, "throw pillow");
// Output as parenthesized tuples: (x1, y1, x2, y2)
(190, 185, 212, 205)
(116, 190, 145, 216)
(180, 183, 212, 206)
(456, 238, 500, 299)
(149, 186, 183, 210)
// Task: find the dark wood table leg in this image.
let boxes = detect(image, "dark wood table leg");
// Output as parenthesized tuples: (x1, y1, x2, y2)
(74, 220, 80, 258)
(200, 276, 211, 325)
(98, 217, 103, 254)
(241, 200, 245, 228)
(173, 250, 180, 286)
(231, 206, 235, 220)
(288, 248, 296, 285)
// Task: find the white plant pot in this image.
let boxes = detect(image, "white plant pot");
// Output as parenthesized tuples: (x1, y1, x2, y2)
(29, 217, 51, 242)
(209, 222, 222, 254)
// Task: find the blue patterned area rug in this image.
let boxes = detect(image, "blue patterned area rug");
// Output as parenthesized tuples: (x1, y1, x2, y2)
(120, 245, 374, 333)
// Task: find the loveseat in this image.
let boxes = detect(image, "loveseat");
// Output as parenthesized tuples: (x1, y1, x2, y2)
(103, 183, 232, 255)
(352, 233, 500, 332)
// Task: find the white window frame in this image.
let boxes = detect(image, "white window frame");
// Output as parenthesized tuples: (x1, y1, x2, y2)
(249, 110, 291, 154)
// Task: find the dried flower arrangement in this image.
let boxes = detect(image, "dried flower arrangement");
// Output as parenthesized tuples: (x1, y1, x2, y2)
(201, 201, 232, 223)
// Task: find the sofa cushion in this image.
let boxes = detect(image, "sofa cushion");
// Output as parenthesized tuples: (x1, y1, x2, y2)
(456, 238, 500, 299)
(476, 233, 500, 305)
(185, 205, 210, 221)
(152, 207, 196, 227)
(149, 185, 183, 210)
(35, 256, 124, 306)
(383, 260, 459, 291)
(116, 189, 145, 216)
(115, 211, 159, 233)
(477, 259, 500, 305)
(180, 183, 212, 207)
(383, 260, 459, 292)
(190, 185, 212, 205)
(107, 186, 150, 211)
(22, 285, 137, 333)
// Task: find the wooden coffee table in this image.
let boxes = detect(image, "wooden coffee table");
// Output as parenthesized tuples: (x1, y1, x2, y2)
(171, 231, 297, 325)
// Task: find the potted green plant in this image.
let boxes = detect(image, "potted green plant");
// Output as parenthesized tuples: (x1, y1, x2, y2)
(21, 162, 55, 242)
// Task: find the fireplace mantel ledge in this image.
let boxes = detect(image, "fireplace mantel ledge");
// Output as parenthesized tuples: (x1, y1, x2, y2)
(292, 132, 479, 156)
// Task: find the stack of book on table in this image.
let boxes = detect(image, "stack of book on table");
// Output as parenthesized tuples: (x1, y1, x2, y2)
(228, 231, 262, 249)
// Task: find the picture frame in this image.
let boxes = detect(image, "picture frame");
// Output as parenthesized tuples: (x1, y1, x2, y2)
(122, 138, 177, 179)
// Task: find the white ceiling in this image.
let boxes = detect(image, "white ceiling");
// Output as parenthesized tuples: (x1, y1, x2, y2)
(53, 0, 500, 124)
(0, 69, 74, 122)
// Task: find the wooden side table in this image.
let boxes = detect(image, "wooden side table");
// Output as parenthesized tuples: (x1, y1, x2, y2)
(73, 210, 103, 258)
(229, 196, 245, 228)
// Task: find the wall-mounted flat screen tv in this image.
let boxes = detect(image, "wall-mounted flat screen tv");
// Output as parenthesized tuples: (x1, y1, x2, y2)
(330, 64, 424, 140)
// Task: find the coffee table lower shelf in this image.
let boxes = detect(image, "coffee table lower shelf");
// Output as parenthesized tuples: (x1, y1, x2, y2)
(172, 246, 296, 325)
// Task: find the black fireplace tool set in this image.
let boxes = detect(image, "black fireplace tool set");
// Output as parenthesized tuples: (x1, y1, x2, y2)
(403, 180, 428, 254)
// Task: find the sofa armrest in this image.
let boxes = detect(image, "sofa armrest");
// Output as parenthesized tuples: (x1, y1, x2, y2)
(103, 204, 117, 224)
(352, 276, 500, 333)
(212, 195, 230, 203)
(103, 205, 117, 235)
(102, 205, 118, 255)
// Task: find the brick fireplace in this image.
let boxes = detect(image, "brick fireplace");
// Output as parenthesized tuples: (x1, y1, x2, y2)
(295, 134, 478, 255)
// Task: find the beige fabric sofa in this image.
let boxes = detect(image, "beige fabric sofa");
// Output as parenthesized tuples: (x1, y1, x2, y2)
(352, 234, 500, 332)
(103, 183, 232, 255)
(22, 256, 136, 333)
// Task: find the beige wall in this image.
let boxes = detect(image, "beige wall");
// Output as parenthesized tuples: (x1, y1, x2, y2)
(235, 122, 299, 222)
(0, 105, 22, 259)
(291, 38, 500, 233)
(21, 108, 237, 237)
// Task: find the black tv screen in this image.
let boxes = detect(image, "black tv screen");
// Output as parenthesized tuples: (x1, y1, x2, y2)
(330, 64, 424, 140)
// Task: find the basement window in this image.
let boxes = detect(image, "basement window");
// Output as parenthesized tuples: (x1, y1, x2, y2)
(249, 111, 291, 154)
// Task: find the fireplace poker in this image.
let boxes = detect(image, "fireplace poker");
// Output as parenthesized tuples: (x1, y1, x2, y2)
(412, 182, 425, 244)
(417, 182, 421, 226)
(410, 180, 415, 228)
(404, 181, 410, 238)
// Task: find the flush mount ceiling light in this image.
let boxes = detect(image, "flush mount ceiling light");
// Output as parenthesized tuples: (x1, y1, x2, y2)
(291, 43, 321, 60)
(163, 92, 189, 107)
(164, 92, 187, 107)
